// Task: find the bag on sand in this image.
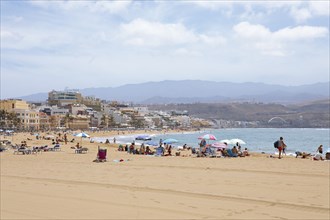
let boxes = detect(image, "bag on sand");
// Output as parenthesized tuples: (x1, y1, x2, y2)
(274, 140, 279, 148)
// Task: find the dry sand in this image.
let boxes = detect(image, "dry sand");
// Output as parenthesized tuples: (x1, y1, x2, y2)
(1, 132, 329, 219)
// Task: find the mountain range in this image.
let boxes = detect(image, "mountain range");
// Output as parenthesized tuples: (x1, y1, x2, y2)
(17, 80, 329, 104)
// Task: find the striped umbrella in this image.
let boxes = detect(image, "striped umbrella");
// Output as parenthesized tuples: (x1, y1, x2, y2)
(198, 134, 217, 140)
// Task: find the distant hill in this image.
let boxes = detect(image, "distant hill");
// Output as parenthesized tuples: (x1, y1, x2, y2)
(16, 80, 329, 104)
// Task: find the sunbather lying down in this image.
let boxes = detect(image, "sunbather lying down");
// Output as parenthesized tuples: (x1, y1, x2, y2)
(295, 151, 311, 158)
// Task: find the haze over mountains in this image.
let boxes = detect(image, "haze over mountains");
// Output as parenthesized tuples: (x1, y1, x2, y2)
(17, 80, 329, 104)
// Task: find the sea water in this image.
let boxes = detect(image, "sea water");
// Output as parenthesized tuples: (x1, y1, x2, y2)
(93, 128, 330, 154)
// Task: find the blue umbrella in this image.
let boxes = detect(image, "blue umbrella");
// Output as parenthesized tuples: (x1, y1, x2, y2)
(74, 132, 90, 138)
(163, 138, 179, 144)
(74, 132, 90, 145)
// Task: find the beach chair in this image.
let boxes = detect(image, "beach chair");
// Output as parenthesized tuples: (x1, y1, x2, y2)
(14, 147, 31, 155)
(75, 147, 88, 154)
(53, 144, 61, 151)
(94, 146, 107, 162)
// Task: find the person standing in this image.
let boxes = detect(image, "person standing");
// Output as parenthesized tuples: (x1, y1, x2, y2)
(278, 137, 286, 159)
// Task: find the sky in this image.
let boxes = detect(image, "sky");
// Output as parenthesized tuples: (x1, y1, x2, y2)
(1, 0, 329, 99)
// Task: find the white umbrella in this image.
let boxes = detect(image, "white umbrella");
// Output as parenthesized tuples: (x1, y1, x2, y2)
(230, 139, 246, 145)
(74, 132, 90, 138)
(220, 139, 231, 144)
(74, 132, 90, 145)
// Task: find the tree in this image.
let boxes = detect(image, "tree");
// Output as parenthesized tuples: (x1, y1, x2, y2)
(130, 114, 144, 128)
(100, 114, 108, 128)
(0, 110, 21, 129)
(108, 115, 117, 128)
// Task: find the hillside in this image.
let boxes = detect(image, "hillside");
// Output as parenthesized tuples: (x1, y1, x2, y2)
(16, 80, 329, 104)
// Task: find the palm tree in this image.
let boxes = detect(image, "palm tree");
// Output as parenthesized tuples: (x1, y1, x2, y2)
(100, 114, 108, 128)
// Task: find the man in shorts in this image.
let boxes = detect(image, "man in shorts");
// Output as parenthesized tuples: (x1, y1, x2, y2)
(278, 137, 286, 159)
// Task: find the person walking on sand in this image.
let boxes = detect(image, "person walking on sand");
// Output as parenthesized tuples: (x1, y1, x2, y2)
(277, 137, 286, 159)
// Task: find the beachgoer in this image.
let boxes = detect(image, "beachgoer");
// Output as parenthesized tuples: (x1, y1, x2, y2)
(64, 133, 67, 145)
(243, 148, 250, 156)
(232, 146, 238, 155)
(105, 139, 110, 144)
(283, 144, 287, 155)
(277, 137, 286, 159)
(146, 146, 152, 155)
(199, 139, 206, 153)
(113, 137, 116, 144)
(167, 145, 172, 156)
(317, 145, 323, 154)
(76, 142, 81, 149)
(313, 153, 324, 161)
(140, 143, 145, 155)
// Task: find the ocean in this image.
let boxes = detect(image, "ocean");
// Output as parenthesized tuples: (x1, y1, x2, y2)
(93, 128, 330, 154)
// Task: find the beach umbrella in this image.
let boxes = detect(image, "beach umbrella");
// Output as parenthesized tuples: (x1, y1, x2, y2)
(74, 132, 90, 145)
(163, 138, 179, 144)
(220, 139, 231, 144)
(74, 132, 90, 138)
(198, 134, 217, 140)
(211, 142, 228, 149)
(230, 138, 246, 145)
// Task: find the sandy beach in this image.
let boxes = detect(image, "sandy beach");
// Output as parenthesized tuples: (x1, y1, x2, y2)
(1, 132, 329, 219)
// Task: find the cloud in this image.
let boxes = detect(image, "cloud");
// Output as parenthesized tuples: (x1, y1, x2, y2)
(30, 0, 132, 14)
(290, 7, 312, 23)
(188, 1, 329, 23)
(309, 1, 330, 16)
(233, 21, 328, 56)
(119, 18, 226, 47)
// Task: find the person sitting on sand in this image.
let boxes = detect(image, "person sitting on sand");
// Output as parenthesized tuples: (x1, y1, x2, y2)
(295, 151, 311, 159)
(76, 142, 81, 149)
(165, 145, 172, 156)
(242, 148, 250, 157)
(313, 153, 324, 161)
(105, 139, 110, 144)
(232, 146, 238, 155)
(118, 144, 124, 151)
(145, 146, 152, 155)
(140, 144, 145, 155)
(128, 143, 135, 154)
(317, 145, 323, 154)
(221, 148, 229, 157)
